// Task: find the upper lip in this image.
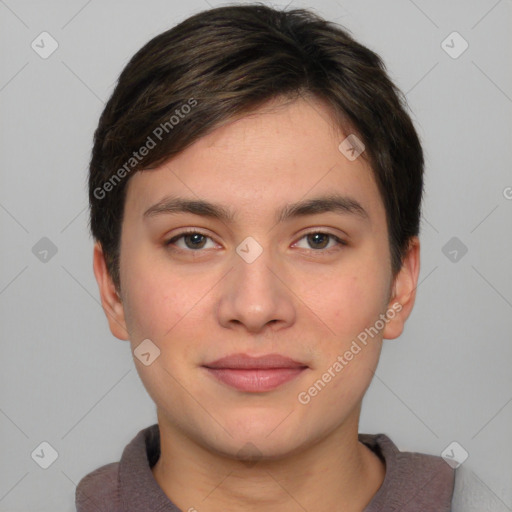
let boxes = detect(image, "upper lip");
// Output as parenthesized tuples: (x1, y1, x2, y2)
(203, 353, 308, 369)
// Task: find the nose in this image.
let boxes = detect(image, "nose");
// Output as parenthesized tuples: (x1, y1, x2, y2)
(216, 244, 296, 334)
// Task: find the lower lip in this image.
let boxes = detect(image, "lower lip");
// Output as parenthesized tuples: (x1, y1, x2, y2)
(203, 367, 306, 392)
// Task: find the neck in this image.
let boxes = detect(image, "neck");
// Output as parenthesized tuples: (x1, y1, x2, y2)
(151, 408, 385, 512)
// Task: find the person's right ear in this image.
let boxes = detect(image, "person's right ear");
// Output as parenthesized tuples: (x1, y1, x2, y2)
(92, 241, 129, 341)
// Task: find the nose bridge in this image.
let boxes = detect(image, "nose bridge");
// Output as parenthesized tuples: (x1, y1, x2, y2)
(236, 243, 277, 295)
(216, 237, 295, 331)
(233, 239, 280, 307)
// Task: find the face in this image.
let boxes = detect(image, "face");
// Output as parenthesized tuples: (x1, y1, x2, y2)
(95, 96, 419, 460)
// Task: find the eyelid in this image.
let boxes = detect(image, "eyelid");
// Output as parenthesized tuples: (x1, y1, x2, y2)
(165, 228, 219, 246)
(292, 229, 347, 251)
(298, 227, 348, 241)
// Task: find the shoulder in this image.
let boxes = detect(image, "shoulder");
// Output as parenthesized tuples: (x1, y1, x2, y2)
(75, 462, 121, 512)
(361, 432, 455, 479)
(360, 433, 455, 512)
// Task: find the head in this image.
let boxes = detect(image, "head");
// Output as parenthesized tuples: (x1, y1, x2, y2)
(90, 4, 422, 459)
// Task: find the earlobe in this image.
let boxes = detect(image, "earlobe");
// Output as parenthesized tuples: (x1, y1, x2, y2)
(92, 242, 129, 341)
(382, 237, 420, 340)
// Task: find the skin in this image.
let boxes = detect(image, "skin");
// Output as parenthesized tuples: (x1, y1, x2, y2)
(93, 95, 420, 512)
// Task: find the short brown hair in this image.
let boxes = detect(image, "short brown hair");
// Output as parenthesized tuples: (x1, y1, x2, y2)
(89, 3, 424, 292)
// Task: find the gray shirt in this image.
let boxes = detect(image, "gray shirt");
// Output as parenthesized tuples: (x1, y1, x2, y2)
(75, 424, 455, 511)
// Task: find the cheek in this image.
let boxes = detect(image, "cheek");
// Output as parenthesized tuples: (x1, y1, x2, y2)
(120, 256, 206, 403)
(304, 265, 388, 344)
(299, 272, 384, 411)
(120, 257, 226, 381)
(120, 250, 201, 342)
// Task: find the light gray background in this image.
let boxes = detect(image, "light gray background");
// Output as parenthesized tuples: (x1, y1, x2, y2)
(1, 0, 511, 510)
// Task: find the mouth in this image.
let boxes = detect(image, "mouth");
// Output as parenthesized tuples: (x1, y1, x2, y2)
(202, 353, 309, 392)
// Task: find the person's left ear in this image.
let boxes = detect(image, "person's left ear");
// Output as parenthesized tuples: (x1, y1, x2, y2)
(382, 236, 420, 340)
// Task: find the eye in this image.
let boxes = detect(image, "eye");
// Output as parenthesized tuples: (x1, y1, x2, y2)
(165, 230, 217, 251)
(293, 231, 347, 252)
(164, 230, 347, 253)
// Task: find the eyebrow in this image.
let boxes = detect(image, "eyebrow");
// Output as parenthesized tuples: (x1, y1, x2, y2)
(143, 194, 369, 224)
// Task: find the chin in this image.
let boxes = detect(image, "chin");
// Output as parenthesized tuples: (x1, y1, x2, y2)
(198, 415, 314, 461)
(207, 434, 302, 463)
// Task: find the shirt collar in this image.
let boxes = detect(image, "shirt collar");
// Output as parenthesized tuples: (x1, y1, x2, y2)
(118, 424, 454, 512)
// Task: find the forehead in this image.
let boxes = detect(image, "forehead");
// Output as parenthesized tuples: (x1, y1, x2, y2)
(124, 97, 385, 225)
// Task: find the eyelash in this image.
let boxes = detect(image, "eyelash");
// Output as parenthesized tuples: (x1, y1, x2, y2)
(164, 229, 347, 255)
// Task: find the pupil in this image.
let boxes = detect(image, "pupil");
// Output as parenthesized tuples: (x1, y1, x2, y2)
(186, 234, 205, 249)
(309, 233, 328, 249)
